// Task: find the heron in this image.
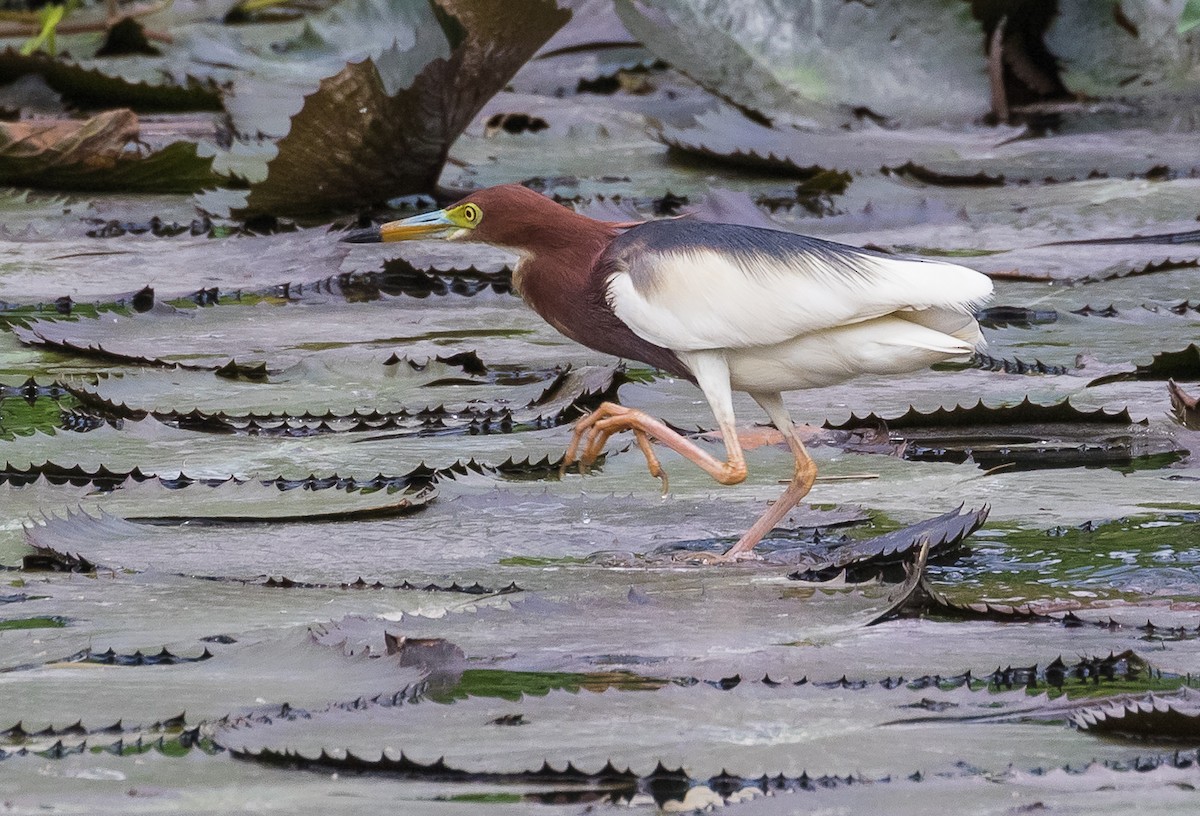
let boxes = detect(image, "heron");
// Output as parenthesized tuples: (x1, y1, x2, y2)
(345, 184, 992, 560)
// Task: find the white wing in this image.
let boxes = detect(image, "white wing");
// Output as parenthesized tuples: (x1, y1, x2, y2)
(602, 221, 992, 353)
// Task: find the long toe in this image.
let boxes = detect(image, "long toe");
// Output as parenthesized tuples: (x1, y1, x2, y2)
(671, 549, 763, 565)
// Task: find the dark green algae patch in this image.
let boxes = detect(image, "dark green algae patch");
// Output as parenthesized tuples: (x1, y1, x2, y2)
(0, 392, 82, 440)
(0, 616, 66, 631)
(410, 658, 1196, 714)
(427, 669, 671, 703)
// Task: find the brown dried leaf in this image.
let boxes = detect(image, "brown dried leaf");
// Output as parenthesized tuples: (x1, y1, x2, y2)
(0, 108, 217, 192)
(0, 110, 138, 160)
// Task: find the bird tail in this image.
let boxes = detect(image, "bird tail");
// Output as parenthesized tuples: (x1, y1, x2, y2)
(894, 307, 986, 351)
(872, 256, 994, 317)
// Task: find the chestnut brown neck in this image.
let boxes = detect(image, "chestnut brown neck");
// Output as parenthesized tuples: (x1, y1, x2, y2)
(451, 185, 690, 379)
(508, 212, 614, 338)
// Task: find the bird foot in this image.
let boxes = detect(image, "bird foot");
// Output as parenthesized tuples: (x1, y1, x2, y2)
(670, 548, 762, 565)
(561, 402, 670, 494)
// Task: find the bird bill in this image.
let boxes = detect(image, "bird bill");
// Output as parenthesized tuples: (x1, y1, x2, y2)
(342, 210, 458, 243)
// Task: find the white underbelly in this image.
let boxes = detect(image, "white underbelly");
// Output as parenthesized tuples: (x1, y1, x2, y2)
(723, 313, 979, 393)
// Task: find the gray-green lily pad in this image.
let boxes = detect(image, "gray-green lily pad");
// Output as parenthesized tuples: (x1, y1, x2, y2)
(63, 355, 624, 433)
(12, 296, 563, 372)
(661, 108, 1200, 183)
(616, 0, 986, 126)
(212, 676, 1153, 782)
(0, 47, 221, 113)
(1072, 690, 1200, 741)
(25, 476, 433, 528)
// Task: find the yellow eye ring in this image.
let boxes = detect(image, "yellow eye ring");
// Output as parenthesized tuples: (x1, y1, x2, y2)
(463, 204, 481, 223)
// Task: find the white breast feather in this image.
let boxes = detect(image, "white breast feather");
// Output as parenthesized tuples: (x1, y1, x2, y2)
(606, 247, 992, 352)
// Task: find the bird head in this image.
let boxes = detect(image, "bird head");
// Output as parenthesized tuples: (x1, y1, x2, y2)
(342, 185, 579, 249)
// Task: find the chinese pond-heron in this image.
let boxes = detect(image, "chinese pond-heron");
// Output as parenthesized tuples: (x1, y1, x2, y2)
(346, 184, 992, 560)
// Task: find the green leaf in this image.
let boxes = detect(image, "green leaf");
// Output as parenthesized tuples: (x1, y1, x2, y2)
(1181, 0, 1200, 34)
(0, 616, 67, 630)
(18, 4, 65, 57)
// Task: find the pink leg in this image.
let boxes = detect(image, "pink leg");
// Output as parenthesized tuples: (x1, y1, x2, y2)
(720, 436, 817, 558)
(562, 396, 817, 562)
(712, 392, 818, 559)
(562, 401, 747, 487)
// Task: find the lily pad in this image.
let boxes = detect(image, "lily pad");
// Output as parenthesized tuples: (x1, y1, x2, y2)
(12, 296, 559, 372)
(0, 627, 425, 725)
(1072, 690, 1200, 741)
(213, 674, 1160, 782)
(0, 47, 221, 112)
(1088, 343, 1200, 387)
(825, 398, 1142, 431)
(616, 0, 987, 126)
(1047, 0, 1200, 98)
(25, 476, 433, 528)
(63, 355, 624, 434)
(239, 0, 570, 216)
(661, 108, 1200, 184)
(784, 505, 989, 577)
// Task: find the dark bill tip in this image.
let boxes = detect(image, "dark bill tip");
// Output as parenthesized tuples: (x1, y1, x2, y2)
(342, 226, 383, 244)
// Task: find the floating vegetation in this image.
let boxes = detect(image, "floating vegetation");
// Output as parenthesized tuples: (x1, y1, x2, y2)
(2, 0, 1200, 811)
